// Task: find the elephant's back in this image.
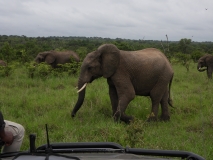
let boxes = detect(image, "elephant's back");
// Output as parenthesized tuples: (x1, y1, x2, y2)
(138, 48, 172, 70)
(133, 48, 167, 60)
(120, 48, 173, 81)
(120, 48, 173, 95)
(58, 51, 80, 62)
(121, 48, 171, 67)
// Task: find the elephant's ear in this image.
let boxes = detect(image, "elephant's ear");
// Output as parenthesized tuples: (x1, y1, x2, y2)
(45, 54, 55, 64)
(99, 44, 120, 78)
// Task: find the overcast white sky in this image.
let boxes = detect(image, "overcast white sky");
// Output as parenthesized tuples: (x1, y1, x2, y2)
(0, 0, 212, 42)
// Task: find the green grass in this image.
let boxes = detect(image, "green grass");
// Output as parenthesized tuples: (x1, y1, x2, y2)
(0, 62, 213, 159)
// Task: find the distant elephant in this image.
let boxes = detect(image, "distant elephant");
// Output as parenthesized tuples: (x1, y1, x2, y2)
(0, 60, 7, 66)
(197, 54, 213, 79)
(34, 50, 80, 68)
(71, 44, 174, 123)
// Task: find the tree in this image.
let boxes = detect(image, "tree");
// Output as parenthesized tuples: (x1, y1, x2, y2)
(191, 50, 204, 62)
(175, 52, 191, 72)
(178, 38, 192, 54)
(76, 47, 88, 60)
(0, 42, 14, 62)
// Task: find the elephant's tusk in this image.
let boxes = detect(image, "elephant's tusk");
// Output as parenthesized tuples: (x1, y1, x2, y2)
(198, 67, 207, 71)
(77, 83, 87, 93)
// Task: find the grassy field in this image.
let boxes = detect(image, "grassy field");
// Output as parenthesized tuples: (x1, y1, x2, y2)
(0, 61, 213, 159)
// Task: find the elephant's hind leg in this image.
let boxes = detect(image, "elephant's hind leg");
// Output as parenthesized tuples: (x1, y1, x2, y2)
(116, 91, 135, 123)
(149, 82, 168, 121)
(160, 88, 170, 121)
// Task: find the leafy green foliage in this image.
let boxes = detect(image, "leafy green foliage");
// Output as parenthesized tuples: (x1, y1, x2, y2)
(34, 62, 52, 79)
(0, 35, 212, 65)
(125, 119, 144, 147)
(191, 51, 205, 62)
(0, 64, 14, 77)
(25, 62, 36, 78)
(178, 38, 192, 54)
(175, 52, 191, 71)
(26, 61, 81, 79)
(16, 49, 31, 63)
(26, 62, 52, 80)
(76, 47, 88, 60)
(0, 42, 14, 62)
(55, 61, 81, 76)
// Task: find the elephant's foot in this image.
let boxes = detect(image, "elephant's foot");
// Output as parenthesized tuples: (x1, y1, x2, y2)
(147, 116, 157, 122)
(160, 115, 170, 121)
(120, 115, 134, 124)
(147, 112, 158, 122)
(113, 113, 134, 124)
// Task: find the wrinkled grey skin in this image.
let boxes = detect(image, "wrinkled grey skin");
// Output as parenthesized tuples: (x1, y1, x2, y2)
(0, 60, 7, 66)
(71, 44, 174, 123)
(197, 54, 213, 79)
(34, 50, 80, 68)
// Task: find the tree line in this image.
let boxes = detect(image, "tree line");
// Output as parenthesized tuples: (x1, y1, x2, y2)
(0, 35, 213, 64)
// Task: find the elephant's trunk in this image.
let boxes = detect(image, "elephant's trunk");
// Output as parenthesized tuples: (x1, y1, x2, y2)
(71, 82, 87, 117)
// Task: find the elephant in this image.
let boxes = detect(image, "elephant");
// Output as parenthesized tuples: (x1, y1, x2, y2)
(0, 60, 7, 66)
(197, 54, 213, 79)
(71, 44, 174, 123)
(34, 50, 80, 68)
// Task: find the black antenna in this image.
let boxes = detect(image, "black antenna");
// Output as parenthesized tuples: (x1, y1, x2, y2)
(45, 124, 52, 152)
(29, 134, 36, 153)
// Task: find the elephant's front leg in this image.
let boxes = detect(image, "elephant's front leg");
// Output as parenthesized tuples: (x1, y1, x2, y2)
(117, 96, 135, 123)
(108, 84, 118, 119)
(107, 79, 119, 117)
(108, 79, 135, 123)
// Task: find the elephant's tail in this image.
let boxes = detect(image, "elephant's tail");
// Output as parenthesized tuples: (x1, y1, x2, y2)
(168, 74, 174, 108)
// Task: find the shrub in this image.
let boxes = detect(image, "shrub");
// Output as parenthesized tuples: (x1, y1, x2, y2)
(34, 63, 52, 79)
(0, 65, 14, 77)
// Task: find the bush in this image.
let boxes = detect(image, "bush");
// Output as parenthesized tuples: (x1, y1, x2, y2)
(175, 52, 191, 71)
(26, 61, 81, 79)
(0, 65, 14, 77)
(26, 62, 52, 79)
(191, 51, 205, 62)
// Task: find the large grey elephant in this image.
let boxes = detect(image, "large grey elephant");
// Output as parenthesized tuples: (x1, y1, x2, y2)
(71, 44, 174, 123)
(197, 54, 213, 79)
(34, 50, 80, 68)
(0, 60, 7, 66)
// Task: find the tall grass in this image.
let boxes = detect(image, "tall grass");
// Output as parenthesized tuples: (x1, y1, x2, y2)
(0, 62, 212, 159)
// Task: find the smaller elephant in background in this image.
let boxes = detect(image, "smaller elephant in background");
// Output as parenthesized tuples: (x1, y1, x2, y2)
(197, 54, 213, 79)
(34, 50, 80, 68)
(0, 60, 7, 66)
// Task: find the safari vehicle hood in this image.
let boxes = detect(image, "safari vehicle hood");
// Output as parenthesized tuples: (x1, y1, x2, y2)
(0, 125, 205, 160)
(0, 141, 205, 160)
